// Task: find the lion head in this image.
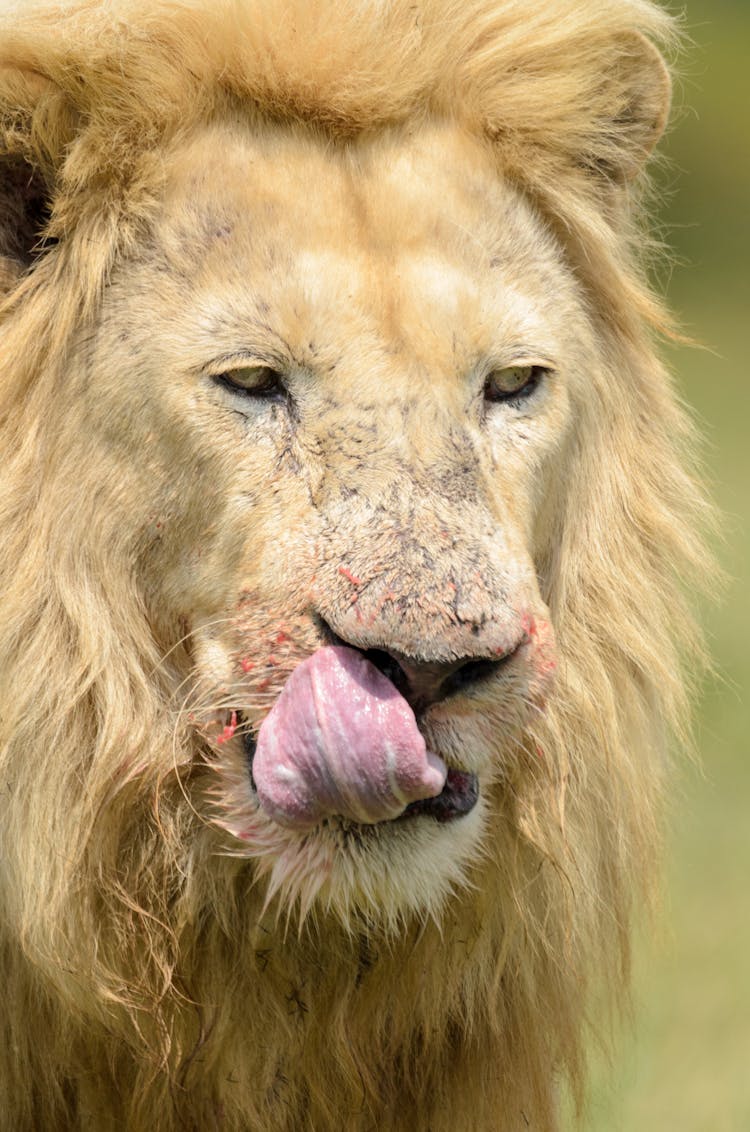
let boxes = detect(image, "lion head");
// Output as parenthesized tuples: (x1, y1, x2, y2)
(0, 2, 710, 1129)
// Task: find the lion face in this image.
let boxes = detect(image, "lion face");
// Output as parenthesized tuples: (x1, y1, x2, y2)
(80, 121, 591, 923)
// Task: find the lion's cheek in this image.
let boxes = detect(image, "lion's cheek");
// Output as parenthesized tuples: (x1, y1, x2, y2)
(522, 614, 558, 695)
(138, 470, 318, 630)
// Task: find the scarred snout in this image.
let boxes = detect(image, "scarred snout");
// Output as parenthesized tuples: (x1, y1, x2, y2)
(310, 494, 543, 709)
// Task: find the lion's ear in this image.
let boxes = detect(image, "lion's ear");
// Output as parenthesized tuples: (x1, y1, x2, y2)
(594, 32, 672, 184)
(0, 151, 52, 293)
(0, 68, 73, 294)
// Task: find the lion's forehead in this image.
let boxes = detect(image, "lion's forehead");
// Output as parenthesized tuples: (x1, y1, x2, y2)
(145, 121, 579, 369)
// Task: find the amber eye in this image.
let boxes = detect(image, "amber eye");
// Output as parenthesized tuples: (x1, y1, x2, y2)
(484, 365, 546, 403)
(214, 365, 286, 400)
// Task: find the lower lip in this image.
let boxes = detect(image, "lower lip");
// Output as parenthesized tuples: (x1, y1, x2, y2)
(399, 768, 479, 823)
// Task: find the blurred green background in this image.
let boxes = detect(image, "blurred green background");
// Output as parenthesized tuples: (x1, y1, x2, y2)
(569, 2, 750, 1129)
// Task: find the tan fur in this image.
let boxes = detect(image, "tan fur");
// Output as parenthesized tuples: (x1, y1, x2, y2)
(0, 3, 711, 1130)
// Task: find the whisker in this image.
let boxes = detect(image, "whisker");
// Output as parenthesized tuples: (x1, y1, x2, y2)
(147, 615, 239, 679)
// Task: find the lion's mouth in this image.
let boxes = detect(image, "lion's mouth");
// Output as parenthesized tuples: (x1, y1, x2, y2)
(238, 645, 480, 830)
(244, 728, 479, 827)
(244, 728, 478, 826)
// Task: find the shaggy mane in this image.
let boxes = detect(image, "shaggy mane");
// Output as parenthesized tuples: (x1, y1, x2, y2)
(0, 0, 679, 341)
(0, 3, 713, 1130)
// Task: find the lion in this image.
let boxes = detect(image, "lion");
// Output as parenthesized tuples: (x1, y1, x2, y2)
(0, 2, 710, 1129)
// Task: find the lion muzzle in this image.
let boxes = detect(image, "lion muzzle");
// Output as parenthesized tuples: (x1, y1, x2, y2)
(251, 645, 450, 828)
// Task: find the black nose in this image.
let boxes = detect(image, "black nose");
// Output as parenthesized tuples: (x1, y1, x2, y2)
(314, 615, 524, 709)
(361, 646, 517, 709)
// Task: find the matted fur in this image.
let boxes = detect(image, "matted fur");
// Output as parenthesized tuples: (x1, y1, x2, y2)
(0, 2, 711, 1130)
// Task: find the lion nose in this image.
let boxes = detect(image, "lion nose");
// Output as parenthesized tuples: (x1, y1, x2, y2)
(315, 616, 526, 709)
(352, 643, 521, 710)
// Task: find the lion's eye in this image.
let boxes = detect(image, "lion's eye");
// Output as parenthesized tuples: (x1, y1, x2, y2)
(484, 365, 546, 403)
(214, 365, 286, 400)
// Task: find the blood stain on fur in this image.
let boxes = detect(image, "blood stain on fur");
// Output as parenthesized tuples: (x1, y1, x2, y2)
(338, 566, 362, 586)
(216, 710, 238, 745)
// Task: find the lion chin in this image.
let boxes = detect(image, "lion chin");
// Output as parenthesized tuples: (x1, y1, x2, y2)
(221, 787, 489, 930)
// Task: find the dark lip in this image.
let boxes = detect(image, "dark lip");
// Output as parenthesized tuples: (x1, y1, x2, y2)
(241, 717, 258, 789)
(397, 768, 480, 824)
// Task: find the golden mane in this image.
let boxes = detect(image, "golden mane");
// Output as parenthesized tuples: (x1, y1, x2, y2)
(0, 2, 712, 1129)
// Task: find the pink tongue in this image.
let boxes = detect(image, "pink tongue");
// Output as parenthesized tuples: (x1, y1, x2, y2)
(252, 645, 447, 829)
